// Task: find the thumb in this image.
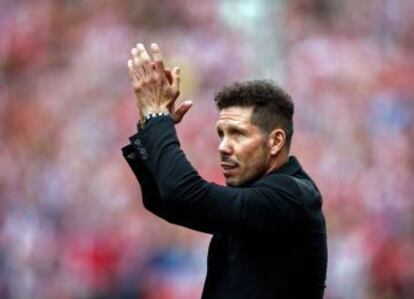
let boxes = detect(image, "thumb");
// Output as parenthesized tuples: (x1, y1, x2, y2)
(172, 100, 193, 124)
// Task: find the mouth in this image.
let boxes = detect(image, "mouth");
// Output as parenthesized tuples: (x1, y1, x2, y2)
(220, 162, 238, 176)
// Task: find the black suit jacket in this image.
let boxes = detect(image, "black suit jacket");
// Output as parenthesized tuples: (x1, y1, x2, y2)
(122, 116, 327, 299)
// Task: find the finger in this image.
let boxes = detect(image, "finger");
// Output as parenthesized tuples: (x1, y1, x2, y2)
(127, 59, 139, 87)
(131, 47, 144, 78)
(164, 68, 173, 84)
(137, 43, 151, 75)
(171, 66, 180, 94)
(150, 43, 166, 75)
(172, 100, 193, 123)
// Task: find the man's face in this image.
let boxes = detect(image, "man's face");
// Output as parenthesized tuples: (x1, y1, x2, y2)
(216, 106, 271, 187)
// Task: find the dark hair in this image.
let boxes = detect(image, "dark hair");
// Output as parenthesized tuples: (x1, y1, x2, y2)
(214, 80, 294, 149)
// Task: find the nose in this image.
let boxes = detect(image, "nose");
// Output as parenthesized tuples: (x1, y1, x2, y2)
(218, 137, 233, 155)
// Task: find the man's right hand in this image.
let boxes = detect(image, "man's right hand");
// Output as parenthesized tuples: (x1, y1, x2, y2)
(170, 99, 193, 124)
(163, 67, 193, 124)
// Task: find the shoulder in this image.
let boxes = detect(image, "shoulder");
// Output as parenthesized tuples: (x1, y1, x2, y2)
(253, 173, 302, 193)
(253, 172, 322, 208)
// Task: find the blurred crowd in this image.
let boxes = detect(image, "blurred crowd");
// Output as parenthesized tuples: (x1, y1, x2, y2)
(0, 0, 413, 298)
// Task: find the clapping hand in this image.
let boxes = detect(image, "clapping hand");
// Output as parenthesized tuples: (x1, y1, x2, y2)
(127, 43, 192, 124)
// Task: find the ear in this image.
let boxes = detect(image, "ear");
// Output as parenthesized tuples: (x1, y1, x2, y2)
(268, 129, 286, 156)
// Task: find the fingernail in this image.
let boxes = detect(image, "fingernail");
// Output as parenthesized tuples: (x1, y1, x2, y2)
(150, 43, 158, 49)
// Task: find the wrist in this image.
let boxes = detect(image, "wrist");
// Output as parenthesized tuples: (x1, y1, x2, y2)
(139, 111, 170, 128)
(144, 111, 170, 120)
(141, 106, 169, 116)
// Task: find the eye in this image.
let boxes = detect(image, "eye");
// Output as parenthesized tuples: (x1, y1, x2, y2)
(216, 128, 224, 139)
(229, 128, 245, 137)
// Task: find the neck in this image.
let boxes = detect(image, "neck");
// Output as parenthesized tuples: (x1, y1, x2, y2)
(266, 150, 289, 175)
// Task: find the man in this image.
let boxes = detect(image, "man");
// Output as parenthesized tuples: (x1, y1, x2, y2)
(122, 42, 327, 299)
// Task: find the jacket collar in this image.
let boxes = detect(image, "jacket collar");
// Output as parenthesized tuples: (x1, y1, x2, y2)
(273, 156, 302, 176)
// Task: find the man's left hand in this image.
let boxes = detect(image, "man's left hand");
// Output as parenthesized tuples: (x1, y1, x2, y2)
(127, 43, 191, 124)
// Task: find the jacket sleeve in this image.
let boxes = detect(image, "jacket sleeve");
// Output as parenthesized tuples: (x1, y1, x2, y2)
(134, 116, 307, 236)
(121, 134, 171, 219)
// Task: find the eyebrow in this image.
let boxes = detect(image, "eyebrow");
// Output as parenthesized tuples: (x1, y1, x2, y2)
(216, 123, 248, 134)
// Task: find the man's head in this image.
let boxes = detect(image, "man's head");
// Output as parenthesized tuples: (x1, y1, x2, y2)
(214, 80, 294, 186)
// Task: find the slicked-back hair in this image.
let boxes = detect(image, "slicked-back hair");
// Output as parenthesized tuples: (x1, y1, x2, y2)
(214, 80, 294, 150)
